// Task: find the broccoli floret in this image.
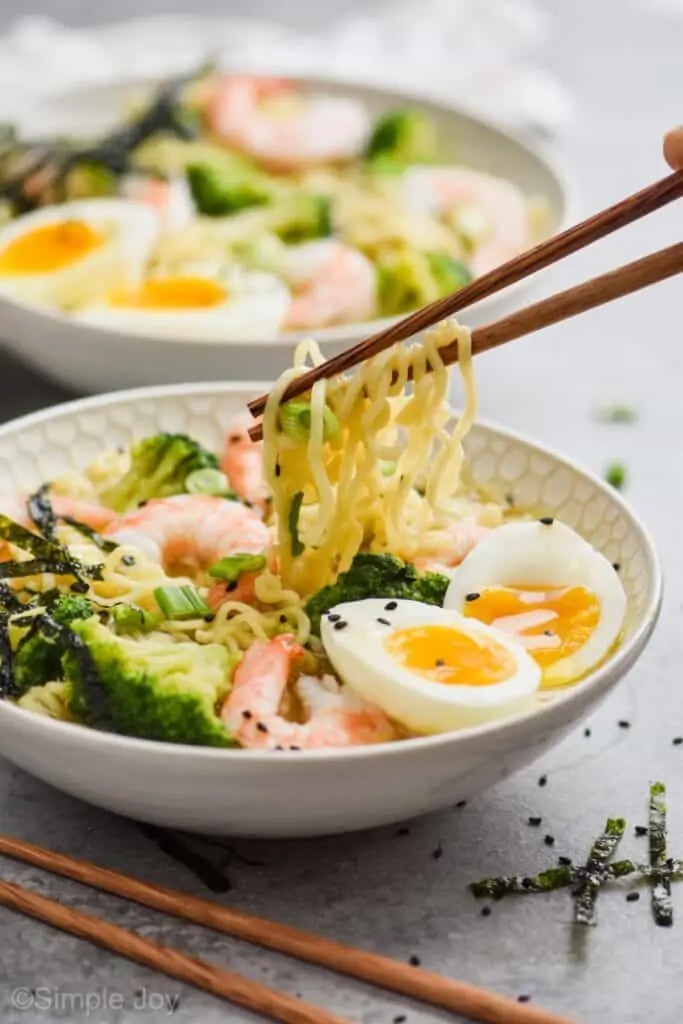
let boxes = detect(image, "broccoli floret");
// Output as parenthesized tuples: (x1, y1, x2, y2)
(11, 595, 93, 694)
(187, 161, 273, 216)
(64, 617, 235, 747)
(305, 553, 449, 634)
(366, 109, 438, 169)
(99, 433, 220, 514)
(377, 249, 472, 316)
(268, 194, 332, 243)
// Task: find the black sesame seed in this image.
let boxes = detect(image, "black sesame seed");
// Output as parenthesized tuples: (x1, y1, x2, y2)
(408, 956, 421, 967)
(505, 492, 515, 507)
(517, 995, 531, 1004)
(456, 800, 467, 808)
(121, 554, 136, 566)
(538, 775, 548, 787)
(465, 592, 480, 602)
(612, 562, 621, 572)
(274, 463, 281, 477)
(385, 601, 398, 611)
(274, 745, 284, 751)
(435, 659, 445, 667)
(226, 581, 238, 592)
(543, 630, 554, 637)
(138, 500, 148, 508)
(327, 613, 340, 622)
(544, 835, 555, 847)
(203, 612, 215, 623)
(243, 500, 254, 509)
(377, 617, 392, 626)
(480, 906, 492, 918)
(431, 844, 444, 861)
(558, 856, 572, 866)
(673, 737, 683, 746)
(397, 826, 410, 836)
(279, 614, 288, 624)
(539, 516, 554, 525)
(242, 710, 253, 720)
(229, 434, 241, 444)
(393, 1017, 407, 1024)
(256, 722, 268, 734)
(635, 825, 648, 837)
(584, 727, 592, 738)
(626, 892, 640, 903)
(333, 620, 348, 631)
(521, 877, 533, 890)
(618, 719, 631, 729)
(290, 745, 301, 751)
(528, 816, 542, 827)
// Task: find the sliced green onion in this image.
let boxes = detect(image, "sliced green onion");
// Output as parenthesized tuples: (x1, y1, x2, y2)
(596, 404, 638, 424)
(605, 461, 627, 490)
(153, 584, 210, 620)
(288, 491, 305, 557)
(279, 401, 339, 442)
(111, 604, 158, 635)
(185, 467, 232, 496)
(208, 552, 267, 583)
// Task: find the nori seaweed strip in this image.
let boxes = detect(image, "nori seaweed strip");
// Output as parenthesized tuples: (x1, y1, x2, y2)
(0, 559, 103, 581)
(470, 865, 575, 900)
(0, 514, 62, 560)
(58, 515, 118, 553)
(573, 817, 626, 925)
(649, 782, 673, 926)
(27, 484, 57, 540)
(0, 580, 24, 614)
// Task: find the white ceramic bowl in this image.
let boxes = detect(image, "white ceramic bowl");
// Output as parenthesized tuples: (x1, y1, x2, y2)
(0, 76, 575, 393)
(0, 383, 660, 837)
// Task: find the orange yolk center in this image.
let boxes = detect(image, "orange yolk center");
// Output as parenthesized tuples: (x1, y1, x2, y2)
(385, 624, 517, 687)
(0, 221, 103, 274)
(111, 277, 226, 310)
(462, 585, 600, 669)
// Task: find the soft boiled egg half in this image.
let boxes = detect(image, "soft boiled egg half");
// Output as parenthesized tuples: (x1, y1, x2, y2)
(321, 599, 541, 734)
(0, 199, 160, 309)
(444, 519, 627, 689)
(74, 262, 290, 341)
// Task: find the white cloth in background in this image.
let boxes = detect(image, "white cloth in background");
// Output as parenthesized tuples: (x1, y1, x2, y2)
(0, 3, 572, 137)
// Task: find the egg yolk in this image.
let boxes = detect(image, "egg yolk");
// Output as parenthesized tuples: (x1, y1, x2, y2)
(111, 277, 226, 310)
(462, 585, 600, 671)
(385, 625, 517, 687)
(0, 221, 103, 274)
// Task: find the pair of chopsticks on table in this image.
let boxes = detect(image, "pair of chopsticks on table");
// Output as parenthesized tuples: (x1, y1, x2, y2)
(247, 169, 683, 440)
(0, 833, 576, 1024)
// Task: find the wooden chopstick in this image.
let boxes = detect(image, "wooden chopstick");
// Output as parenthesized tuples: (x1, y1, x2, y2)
(248, 168, 683, 419)
(0, 835, 576, 1024)
(0, 879, 349, 1024)
(248, 241, 683, 441)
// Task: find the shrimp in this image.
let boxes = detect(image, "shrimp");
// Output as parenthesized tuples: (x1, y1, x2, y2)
(220, 414, 269, 508)
(414, 520, 490, 573)
(222, 634, 396, 750)
(208, 75, 371, 171)
(104, 494, 271, 576)
(283, 240, 377, 331)
(0, 493, 118, 531)
(402, 167, 531, 277)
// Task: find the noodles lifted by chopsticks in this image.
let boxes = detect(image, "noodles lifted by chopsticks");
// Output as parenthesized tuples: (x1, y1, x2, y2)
(263, 319, 477, 595)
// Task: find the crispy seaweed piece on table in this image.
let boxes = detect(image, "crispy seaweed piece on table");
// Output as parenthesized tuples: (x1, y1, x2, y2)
(572, 817, 626, 925)
(649, 781, 673, 926)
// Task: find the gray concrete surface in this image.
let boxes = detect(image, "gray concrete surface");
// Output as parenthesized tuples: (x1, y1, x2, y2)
(1, 1, 683, 1021)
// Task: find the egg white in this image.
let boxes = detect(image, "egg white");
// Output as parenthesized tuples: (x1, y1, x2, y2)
(74, 264, 290, 341)
(321, 598, 541, 735)
(0, 199, 160, 309)
(444, 519, 627, 686)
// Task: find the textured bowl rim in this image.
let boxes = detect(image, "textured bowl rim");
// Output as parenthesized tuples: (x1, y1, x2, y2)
(0, 380, 662, 764)
(2, 72, 579, 349)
